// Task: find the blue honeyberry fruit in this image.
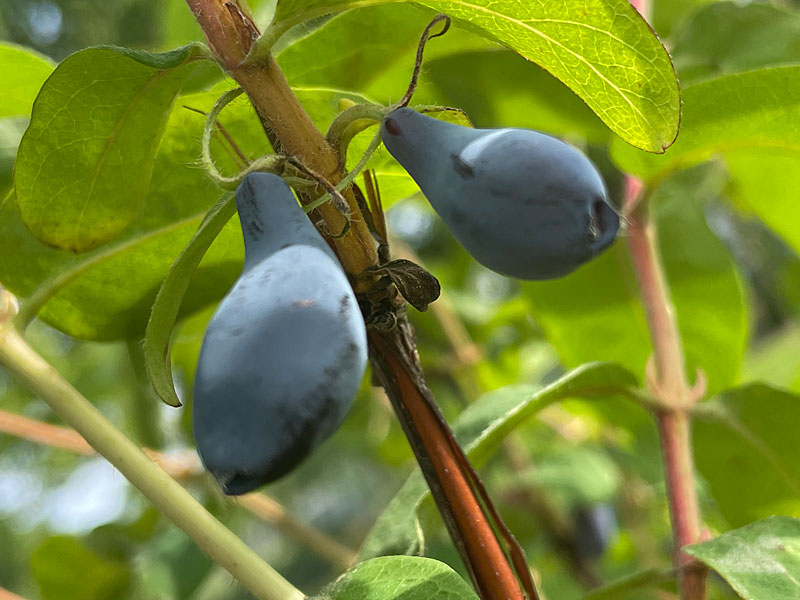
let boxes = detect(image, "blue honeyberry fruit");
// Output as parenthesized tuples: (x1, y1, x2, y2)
(192, 172, 368, 495)
(572, 503, 618, 559)
(381, 107, 620, 280)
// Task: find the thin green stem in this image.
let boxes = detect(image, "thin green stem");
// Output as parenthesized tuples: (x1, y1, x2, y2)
(0, 322, 304, 600)
(0, 187, 14, 211)
(583, 567, 675, 600)
(14, 213, 204, 332)
(325, 102, 388, 154)
(303, 127, 383, 214)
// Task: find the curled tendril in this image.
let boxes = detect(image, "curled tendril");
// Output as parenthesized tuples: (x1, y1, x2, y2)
(397, 14, 451, 109)
(201, 88, 285, 189)
(201, 88, 354, 222)
(285, 157, 350, 220)
(318, 14, 455, 206)
(202, 14, 455, 227)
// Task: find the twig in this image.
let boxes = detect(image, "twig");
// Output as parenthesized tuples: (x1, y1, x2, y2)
(397, 14, 451, 108)
(583, 566, 675, 599)
(390, 240, 597, 587)
(186, 0, 377, 282)
(0, 408, 357, 569)
(0, 320, 303, 600)
(186, 3, 535, 597)
(235, 495, 357, 568)
(369, 322, 535, 600)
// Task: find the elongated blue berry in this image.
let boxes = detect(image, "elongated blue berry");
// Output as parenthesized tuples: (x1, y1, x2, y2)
(193, 173, 367, 495)
(382, 108, 619, 280)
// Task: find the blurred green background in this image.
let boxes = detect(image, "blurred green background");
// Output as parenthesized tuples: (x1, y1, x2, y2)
(2, 1, 800, 599)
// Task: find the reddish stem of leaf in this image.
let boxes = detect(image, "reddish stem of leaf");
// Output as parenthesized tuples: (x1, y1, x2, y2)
(624, 177, 707, 600)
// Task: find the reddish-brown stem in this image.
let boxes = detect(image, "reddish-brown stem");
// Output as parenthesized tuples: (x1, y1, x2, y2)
(624, 176, 706, 600)
(394, 238, 600, 588)
(369, 325, 531, 599)
(625, 180, 689, 404)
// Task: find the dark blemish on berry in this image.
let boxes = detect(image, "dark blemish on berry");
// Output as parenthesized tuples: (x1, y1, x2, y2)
(451, 154, 474, 179)
(384, 118, 401, 136)
(339, 294, 350, 317)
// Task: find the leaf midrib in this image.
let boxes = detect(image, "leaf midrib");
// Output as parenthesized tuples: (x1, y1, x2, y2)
(17, 212, 207, 329)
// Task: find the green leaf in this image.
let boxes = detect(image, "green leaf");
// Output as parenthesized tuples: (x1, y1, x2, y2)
(610, 59, 800, 258)
(277, 4, 493, 101)
(724, 149, 800, 256)
(3, 86, 257, 340)
(14, 44, 207, 253)
(358, 362, 637, 559)
(293, 86, 375, 131)
(742, 324, 800, 394)
(693, 384, 800, 528)
(611, 66, 800, 182)
(31, 535, 131, 600)
(420, 50, 609, 142)
(3, 84, 378, 340)
(0, 118, 27, 196)
(144, 193, 236, 407)
(0, 43, 55, 118)
(317, 556, 478, 599)
(521, 445, 621, 505)
(271, 0, 680, 151)
(671, 2, 800, 85)
(525, 167, 748, 396)
(685, 516, 800, 600)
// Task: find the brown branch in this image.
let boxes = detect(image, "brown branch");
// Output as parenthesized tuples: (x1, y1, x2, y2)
(369, 322, 533, 599)
(0, 409, 356, 569)
(186, 0, 377, 283)
(393, 239, 602, 588)
(186, 3, 534, 597)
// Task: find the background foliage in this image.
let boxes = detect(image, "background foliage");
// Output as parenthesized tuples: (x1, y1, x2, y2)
(2, 0, 800, 598)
